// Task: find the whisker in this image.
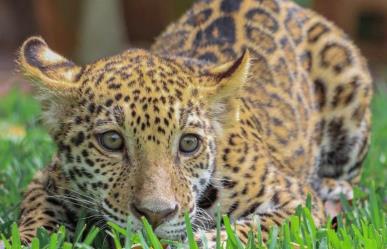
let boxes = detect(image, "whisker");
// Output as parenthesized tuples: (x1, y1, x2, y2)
(82, 213, 105, 220)
(47, 196, 98, 211)
(55, 186, 101, 200)
(49, 194, 97, 205)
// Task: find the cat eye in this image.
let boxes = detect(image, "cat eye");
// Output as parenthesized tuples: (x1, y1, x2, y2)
(179, 134, 200, 154)
(97, 131, 124, 151)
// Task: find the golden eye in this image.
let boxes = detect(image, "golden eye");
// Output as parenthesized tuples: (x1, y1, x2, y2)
(179, 134, 200, 154)
(98, 131, 124, 151)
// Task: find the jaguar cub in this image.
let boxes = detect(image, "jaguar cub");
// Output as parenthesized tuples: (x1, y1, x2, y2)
(17, 0, 371, 246)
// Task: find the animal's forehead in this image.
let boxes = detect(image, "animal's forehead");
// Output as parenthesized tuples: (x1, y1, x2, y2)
(83, 50, 195, 87)
(77, 50, 207, 130)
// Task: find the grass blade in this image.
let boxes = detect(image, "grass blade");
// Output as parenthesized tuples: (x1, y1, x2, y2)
(142, 217, 163, 249)
(11, 223, 21, 249)
(83, 227, 100, 246)
(184, 212, 199, 249)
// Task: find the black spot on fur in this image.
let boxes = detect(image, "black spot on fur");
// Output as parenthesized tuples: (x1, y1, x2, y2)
(85, 158, 95, 167)
(227, 201, 239, 215)
(220, 0, 242, 13)
(194, 16, 236, 47)
(88, 103, 96, 113)
(71, 131, 85, 146)
(115, 93, 122, 101)
(105, 99, 113, 107)
(240, 202, 262, 218)
(314, 78, 326, 110)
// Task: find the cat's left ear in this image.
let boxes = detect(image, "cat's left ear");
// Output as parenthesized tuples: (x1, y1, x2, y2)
(199, 51, 251, 128)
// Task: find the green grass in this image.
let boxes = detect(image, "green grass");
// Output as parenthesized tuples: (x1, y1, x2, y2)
(0, 89, 386, 248)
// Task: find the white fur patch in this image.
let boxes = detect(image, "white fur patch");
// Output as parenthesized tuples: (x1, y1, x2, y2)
(42, 48, 65, 64)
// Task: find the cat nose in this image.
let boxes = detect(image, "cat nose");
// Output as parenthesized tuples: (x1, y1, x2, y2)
(131, 199, 179, 228)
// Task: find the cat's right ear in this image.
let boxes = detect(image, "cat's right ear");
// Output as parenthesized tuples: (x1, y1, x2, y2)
(18, 36, 82, 97)
(18, 36, 84, 134)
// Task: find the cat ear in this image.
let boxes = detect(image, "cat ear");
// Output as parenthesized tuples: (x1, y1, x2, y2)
(18, 36, 82, 96)
(200, 51, 251, 128)
(18, 36, 83, 134)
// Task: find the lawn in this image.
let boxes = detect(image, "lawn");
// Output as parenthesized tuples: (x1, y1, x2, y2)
(0, 89, 386, 249)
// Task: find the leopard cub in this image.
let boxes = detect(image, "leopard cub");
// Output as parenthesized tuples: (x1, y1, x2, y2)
(18, 0, 371, 246)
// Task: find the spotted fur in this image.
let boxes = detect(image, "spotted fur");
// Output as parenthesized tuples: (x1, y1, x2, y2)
(17, 0, 371, 246)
